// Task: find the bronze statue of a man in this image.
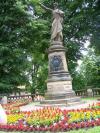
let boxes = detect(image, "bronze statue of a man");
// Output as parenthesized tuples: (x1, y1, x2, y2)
(40, 2, 64, 42)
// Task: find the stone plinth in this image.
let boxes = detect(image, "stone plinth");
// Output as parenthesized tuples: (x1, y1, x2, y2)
(41, 41, 81, 106)
(46, 80, 75, 99)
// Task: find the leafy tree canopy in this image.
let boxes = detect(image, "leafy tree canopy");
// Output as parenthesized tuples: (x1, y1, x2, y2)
(79, 49, 100, 88)
(0, 0, 99, 93)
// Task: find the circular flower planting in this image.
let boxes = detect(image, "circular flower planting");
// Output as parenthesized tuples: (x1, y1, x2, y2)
(0, 102, 100, 132)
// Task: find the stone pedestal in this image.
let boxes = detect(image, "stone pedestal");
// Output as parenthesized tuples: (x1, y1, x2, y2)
(41, 41, 81, 106)
(46, 80, 75, 100)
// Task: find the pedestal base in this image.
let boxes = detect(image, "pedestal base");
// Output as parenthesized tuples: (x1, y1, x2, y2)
(40, 97, 83, 106)
(41, 41, 82, 106)
(46, 80, 75, 99)
(41, 80, 81, 106)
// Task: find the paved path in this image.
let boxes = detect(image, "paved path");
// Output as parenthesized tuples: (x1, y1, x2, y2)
(20, 100, 98, 112)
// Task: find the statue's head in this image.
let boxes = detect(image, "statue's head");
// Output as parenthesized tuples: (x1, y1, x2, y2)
(53, 2, 58, 9)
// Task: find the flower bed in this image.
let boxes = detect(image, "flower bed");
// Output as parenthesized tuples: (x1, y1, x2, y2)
(90, 102, 100, 109)
(2, 98, 32, 113)
(0, 102, 100, 132)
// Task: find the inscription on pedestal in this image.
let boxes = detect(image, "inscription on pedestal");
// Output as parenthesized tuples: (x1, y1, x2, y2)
(64, 85, 72, 89)
(47, 81, 73, 93)
(46, 80, 75, 100)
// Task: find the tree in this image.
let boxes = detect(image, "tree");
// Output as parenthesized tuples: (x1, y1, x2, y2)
(0, 0, 29, 93)
(28, 52, 48, 94)
(0, 0, 99, 94)
(79, 49, 100, 88)
(89, 0, 100, 55)
(0, 0, 48, 93)
(72, 71, 86, 91)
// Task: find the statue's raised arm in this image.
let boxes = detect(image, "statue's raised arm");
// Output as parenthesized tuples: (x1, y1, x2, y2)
(39, 2, 64, 43)
(39, 3, 53, 12)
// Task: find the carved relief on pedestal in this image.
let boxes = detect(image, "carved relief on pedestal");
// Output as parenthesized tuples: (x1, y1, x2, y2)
(49, 55, 64, 73)
(49, 52, 68, 73)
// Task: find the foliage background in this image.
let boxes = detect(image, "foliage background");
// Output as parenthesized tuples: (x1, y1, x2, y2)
(0, 0, 99, 94)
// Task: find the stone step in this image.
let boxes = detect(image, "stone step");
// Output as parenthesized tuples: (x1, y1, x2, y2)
(35, 104, 67, 107)
(40, 97, 81, 105)
(67, 101, 85, 106)
(36, 101, 85, 107)
(67, 97, 81, 102)
(45, 92, 77, 100)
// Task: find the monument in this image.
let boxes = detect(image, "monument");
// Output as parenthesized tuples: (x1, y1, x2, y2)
(40, 2, 81, 106)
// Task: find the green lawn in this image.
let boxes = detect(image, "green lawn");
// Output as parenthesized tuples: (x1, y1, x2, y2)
(0, 126, 100, 133)
(67, 126, 100, 133)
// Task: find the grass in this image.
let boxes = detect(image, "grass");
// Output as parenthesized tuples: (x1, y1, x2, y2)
(0, 126, 100, 133)
(67, 126, 100, 133)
